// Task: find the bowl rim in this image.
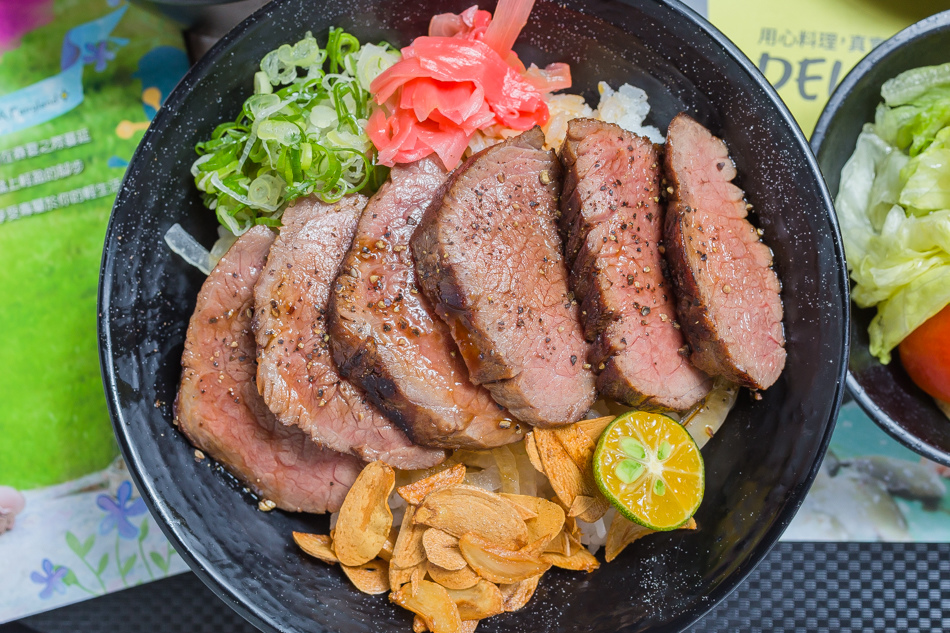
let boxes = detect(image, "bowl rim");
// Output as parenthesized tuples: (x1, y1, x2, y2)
(98, 0, 850, 631)
(811, 9, 950, 467)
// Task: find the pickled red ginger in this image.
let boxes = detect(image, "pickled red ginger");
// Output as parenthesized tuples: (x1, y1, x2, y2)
(367, 0, 571, 168)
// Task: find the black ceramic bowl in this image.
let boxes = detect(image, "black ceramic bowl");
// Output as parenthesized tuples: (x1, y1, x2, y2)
(131, 0, 260, 28)
(98, 0, 849, 631)
(811, 10, 950, 467)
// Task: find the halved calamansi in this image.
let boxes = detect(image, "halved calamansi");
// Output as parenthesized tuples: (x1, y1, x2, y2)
(593, 411, 704, 531)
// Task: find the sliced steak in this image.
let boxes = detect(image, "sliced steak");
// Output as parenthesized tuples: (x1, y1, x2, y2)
(175, 226, 362, 514)
(330, 158, 521, 448)
(254, 195, 445, 469)
(413, 127, 596, 427)
(663, 113, 786, 390)
(559, 118, 712, 411)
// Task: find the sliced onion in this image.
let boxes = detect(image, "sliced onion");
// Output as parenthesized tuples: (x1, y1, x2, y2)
(164, 223, 212, 275)
(492, 445, 520, 495)
(680, 379, 740, 449)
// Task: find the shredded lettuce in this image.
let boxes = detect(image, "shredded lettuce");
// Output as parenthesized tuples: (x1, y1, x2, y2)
(881, 62, 950, 107)
(192, 29, 400, 234)
(836, 64, 950, 364)
(899, 126, 950, 213)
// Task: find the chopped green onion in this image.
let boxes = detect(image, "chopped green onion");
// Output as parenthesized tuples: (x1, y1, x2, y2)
(253, 71, 273, 95)
(248, 174, 285, 208)
(192, 28, 400, 234)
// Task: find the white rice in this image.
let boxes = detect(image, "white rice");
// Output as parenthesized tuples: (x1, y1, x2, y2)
(541, 81, 664, 150)
(577, 507, 615, 555)
(592, 82, 664, 144)
(541, 93, 594, 151)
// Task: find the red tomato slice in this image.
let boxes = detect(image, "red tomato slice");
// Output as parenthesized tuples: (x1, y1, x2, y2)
(899, 303, 950, 402)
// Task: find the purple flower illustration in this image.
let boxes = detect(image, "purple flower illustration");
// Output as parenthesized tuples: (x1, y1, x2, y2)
(31, 559, 68, 599)
(97, 481, 147, 539)
(83, 41, 115, 72)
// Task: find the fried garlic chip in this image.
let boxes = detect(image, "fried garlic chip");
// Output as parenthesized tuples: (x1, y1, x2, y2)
(391, 580, 462, 633)
(415, 485, 528, 549)
(500, 494, 565, 548)
(604, 513, 697, 562)
(498, 575, 542, 612)
(398, 464, 467, 506)
(293, 532, 337, 564)
(445, 580, 505, 620)
(341, 558, 390, 595)
(423, 529, 467, 571)
(458, 534, 551, 585)
(426, 562, 481, 590)
(541, 547, 599, 573)
(334, 461, 395, 567)
(533, 426, 610, 523)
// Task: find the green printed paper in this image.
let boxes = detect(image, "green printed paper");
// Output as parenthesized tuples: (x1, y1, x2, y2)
(0, 0, 188, 489)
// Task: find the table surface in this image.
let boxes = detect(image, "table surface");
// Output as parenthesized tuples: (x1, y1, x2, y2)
(3, 542, 948, 633)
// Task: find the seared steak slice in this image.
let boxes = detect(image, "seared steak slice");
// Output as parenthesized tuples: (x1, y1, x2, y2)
(559, 119, 711, 411)
(175, 226, 362, 514)
(413, 127, 596, 427)
(330, 158, 521, 448)
(664, 113, 786, 390)
(254, 195, 445, 469)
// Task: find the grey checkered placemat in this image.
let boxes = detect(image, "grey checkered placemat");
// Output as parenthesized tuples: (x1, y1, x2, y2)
(688, 542, 950, 632)
(9, 542, 950, 633)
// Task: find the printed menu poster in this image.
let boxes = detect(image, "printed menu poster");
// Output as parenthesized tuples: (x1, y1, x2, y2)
(708, 0, 948, 136)
(0, 0, 190, 622)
